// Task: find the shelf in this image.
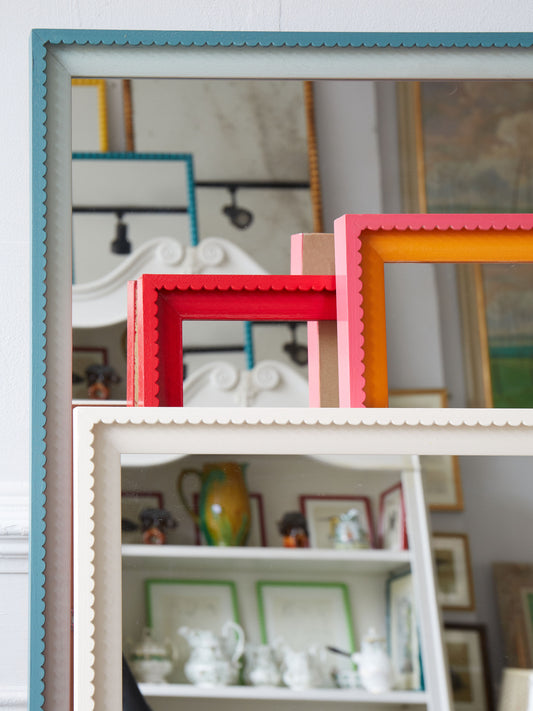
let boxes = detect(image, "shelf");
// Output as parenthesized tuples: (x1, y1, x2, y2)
(122, 544, 411, 575)
(139, 682, 428, 704)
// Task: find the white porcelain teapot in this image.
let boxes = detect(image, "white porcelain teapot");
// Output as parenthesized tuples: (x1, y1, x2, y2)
(351, 628, 393, 693)
(179, 620, 245, 687)
(128, 627, 176, 684)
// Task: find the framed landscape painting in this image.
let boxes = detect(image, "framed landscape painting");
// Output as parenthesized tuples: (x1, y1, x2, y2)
(399, 80, 533, 407)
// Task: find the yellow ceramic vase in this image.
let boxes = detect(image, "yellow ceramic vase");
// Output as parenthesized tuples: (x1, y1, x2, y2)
(177, 462, 251, 546)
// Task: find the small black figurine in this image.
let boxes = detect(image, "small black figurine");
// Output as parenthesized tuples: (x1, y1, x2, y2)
(278, 511, 309, 548)
(85, 363, 121, 399)
(139, 507, 177, 545)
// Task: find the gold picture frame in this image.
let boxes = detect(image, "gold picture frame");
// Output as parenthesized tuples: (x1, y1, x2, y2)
(398, 80, 533, 408)
(433, 532, 475, 612)
(389, 389, 463, 511)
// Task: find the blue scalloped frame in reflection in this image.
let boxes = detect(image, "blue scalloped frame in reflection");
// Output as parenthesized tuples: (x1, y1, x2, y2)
(30, 29, 533, 711)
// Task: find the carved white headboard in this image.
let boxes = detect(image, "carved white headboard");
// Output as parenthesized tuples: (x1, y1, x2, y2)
(72, 236, 268, 328)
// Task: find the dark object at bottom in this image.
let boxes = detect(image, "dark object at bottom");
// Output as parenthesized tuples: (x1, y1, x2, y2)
(123, 655, 153, 711)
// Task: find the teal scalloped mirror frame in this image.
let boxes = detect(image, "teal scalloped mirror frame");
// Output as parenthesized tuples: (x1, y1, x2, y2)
(31, 30, 533, 711)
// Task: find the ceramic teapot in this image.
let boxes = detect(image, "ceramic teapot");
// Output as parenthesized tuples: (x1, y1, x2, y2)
(128, 627, 175, 684)
(243, 643, 281, 687)
(351, 628, 393, 693)
(177, 462, 251, 546)
(179, 620, 245, 687)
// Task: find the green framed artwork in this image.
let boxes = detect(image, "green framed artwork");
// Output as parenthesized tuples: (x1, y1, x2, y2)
(145, 578, 241, 682)
(398, 80, 533, 407)
(256, 580, 356, 678)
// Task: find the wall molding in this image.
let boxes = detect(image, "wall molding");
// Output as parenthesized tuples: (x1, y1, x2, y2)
(0, 686, 27, 708)
(0, 482, 29, 573)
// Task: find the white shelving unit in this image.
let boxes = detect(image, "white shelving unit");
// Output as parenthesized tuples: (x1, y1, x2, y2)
(120, 458, 451, 711)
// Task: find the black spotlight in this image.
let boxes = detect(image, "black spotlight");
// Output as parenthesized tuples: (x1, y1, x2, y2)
(222, 187, 253, 230)
(111, 211, 132, 254)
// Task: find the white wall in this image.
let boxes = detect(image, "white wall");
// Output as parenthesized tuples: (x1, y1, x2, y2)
(4, 2, 533, 709)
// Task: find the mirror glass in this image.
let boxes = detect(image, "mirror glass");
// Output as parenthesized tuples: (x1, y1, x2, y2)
(71, 78, 321, 397)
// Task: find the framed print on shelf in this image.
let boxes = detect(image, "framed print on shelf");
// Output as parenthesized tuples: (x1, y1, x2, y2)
(444, 624, 494, 711)
(299, 494, 375, 549)
(72, 346, 108, 399)
(433, 533, 475, 612)
(146, 578, 240, 680)
(193, 491, 267, 547)
(121, 490, 164, 544)
(378, 482, 408, 550)
(256, 580, 356, 677)
(387, 569, 423, 691)
(397, 80, 533, 408)
(389, 389, 464, 511)
(493, 562, 533, 668)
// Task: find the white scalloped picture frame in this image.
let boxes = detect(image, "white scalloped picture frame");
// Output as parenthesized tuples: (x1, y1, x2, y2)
(73, 405, 533, 710)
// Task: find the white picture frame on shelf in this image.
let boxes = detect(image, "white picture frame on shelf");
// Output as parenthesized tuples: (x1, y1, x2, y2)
(299, 494, 375, 548)
(387, 569, 422, 691)
(72, 405, 533, 710)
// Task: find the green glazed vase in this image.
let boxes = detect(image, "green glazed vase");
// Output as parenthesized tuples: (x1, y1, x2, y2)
(177, 462, 251, 546)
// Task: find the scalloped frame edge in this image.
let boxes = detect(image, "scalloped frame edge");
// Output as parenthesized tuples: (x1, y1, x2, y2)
(73, 405, 533, 710)
(31, 30, 533, 711)
(127, 274, 337, 406)
(334, 213, 533, 408)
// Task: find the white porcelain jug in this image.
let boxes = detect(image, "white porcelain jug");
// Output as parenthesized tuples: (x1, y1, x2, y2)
(276, 642, 326, 690)
(244, 643, 281, 687)
(179, 620, 245, 687)
(352, 628, 393, 693)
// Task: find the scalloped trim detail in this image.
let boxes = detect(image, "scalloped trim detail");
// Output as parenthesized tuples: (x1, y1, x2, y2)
(85, 426, 96, 703)
(345, 213, 533, 235)
(151, 274, 336, 292)
(33, 30, 533, 50)
(77, 406, 533, 429)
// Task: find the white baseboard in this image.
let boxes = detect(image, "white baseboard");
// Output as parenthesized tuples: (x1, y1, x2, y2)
(0, 481, 29, 574)
(0, 686, 27, 709)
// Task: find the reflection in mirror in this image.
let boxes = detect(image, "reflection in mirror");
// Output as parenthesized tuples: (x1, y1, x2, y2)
(120, 450, 530, 710)
(71, 79, 322, 398)
(70, 76, 533, 711)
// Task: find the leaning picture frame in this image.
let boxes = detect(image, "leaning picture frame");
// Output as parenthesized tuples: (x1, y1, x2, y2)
(389, 390, 463, 511)
(433, 532, 475, 612)
(444, 623, 494, 711)
(386, 568, 423, 691)
(299, 494, 375, 548)
(397, 80, 533, 409)
(378, 482, 408, 551)
(31, 30, 533, 711)
(493, 562, 533, 668)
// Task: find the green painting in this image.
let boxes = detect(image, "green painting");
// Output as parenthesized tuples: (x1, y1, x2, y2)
(420, 81, 533, 406)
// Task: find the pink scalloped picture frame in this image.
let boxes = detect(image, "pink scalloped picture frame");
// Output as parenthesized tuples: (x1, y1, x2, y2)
(333, 213, 533, 407)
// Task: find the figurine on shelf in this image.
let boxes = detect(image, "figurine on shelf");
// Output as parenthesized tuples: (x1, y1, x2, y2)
(329, 508, 370, 550)
(277, 511, 309, 548)
(139, 507, 177, 545)
(85, 363, 121, 399)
